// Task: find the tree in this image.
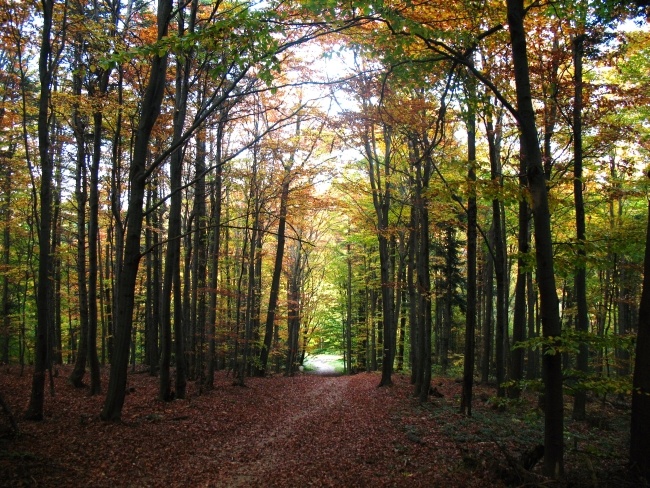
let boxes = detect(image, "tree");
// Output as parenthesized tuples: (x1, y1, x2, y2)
(101, 0, 173, 421)
(630, 192, 650, 478)
(258, 117, 298, 376)
(506, 0, 564, 476)
(159, 0, 198, 402)
(461, 63, 477, 415)
(25, 0, 56, 421)
(358, 80, 396, 387)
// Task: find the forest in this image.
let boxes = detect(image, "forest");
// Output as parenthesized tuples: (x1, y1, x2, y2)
(1, 0, 650, 485)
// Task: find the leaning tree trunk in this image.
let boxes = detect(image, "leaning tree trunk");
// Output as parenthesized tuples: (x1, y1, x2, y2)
(259, 167, 290, 375)
(507, 0, 564, 476)
(363, 121, 395, 387)
(101, 0, 172, 422)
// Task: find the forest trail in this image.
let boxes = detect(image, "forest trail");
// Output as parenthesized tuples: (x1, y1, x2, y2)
(1, 367, 491, 487)
(220, 375, 353, 487)
(0, 367, 631, 487)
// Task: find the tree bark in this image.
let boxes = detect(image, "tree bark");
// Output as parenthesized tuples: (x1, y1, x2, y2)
(259, 169, 290, 375)
(461, 72, 477, 416)
(25, 0, 55, 421)
(206, 114, 226, 387)
(360, 109, 396, 387)
(630, 198, 650, 478)
(69, 92, 89, 388)
(507, 0, 564, 476)
(572, 33, 589, 421)
(511, 144, 529, 398)
(101, 0, 172, 422)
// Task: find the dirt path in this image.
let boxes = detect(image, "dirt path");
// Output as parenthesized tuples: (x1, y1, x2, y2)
(219, 375, 353, 487)
(0, 367, 501, 487)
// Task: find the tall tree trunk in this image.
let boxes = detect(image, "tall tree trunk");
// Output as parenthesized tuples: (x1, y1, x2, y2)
(69, 97, 89, 388)
(345, 241, 353, 374)
(630, 198, 650, 478)
(572, 33, 589, 421)
(101, 0, 172, 422)
(507, 0, 564, 476)
(511, 143, 530, 398)
(363, 121, 395, 387)
(493, 178, 507, 397)
(481, 233, 494, 384)
(206, 115, 226, 388)
(407, 212, 418, 385)
(25, 0, 55, 421)
(461, 73, 477, 416)
(441, 226, 454, 375)
(489, 112, 508, 399)
(145, 185, 157, 374)
(259, 168, 290, 375)
(159, 0, 197, 400)
(192, 129, 208, 382)
(286, 244, 302, 375)
(51, 149, 63, 370)
(1, 160, 11, 365)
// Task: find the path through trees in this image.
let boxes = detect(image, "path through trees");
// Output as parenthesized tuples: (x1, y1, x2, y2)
(0, 367, 634, 487)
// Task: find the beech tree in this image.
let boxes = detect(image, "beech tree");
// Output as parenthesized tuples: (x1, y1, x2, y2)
(25, 0, 58, 421)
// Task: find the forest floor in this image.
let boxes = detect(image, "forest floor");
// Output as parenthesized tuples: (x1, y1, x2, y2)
(0, 363, 643, 487)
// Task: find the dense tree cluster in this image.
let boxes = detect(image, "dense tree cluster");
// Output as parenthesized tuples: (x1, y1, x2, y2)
(1, 0, 650, 479)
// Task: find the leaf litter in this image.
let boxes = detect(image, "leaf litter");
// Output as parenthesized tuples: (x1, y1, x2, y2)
(0, 366, 639, 487)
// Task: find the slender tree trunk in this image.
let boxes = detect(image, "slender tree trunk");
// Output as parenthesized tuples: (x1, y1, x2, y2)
(286, 244, 301, 375)
(193, 130, 208, 383)
(507, 0, 563, 476)
(206, 116, 226, 387)
(494, 186, 507, 397)
(489, 113, 508, 399)
(69, 104, 89, 388)
(25, 0, 54, 421)
(572, 34, 589, 421)
(630, 198, 650, 478)
(259, 170, 290, 375)
(461, 74, 477, 415)
(441, 226, 454, 375)
(345, 241, 353, 374)
(511, 144, 529, 397)
(51, 152, 63, 370)
(364, 122, 395, 387)
(526, 271, 539, 379)
(1, 161, 11, 365)
(160, 0, 197, 400)
(481, 235, 494, 384)
(101, 0, 172, 421)
(407, 213, 418, 385)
